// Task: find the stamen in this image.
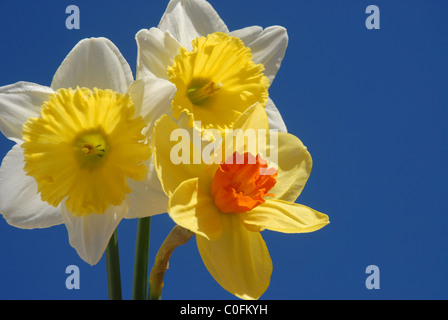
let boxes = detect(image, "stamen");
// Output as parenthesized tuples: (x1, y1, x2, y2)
(77, 133, 107, 161)
(82, 143, 95, 155)
(187, 81, 223, 105)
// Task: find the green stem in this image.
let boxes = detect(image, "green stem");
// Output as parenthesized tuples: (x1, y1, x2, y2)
(106, 229, 122, 300)
(132, 217, 151, 300)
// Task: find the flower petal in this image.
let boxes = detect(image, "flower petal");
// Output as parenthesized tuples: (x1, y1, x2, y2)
(158, 0, 229, 49)
(232, 103, 269, 132)
(240, 199, 329, 233)
(210, 103, 285, 167)
(125, 159, 169, 219)
(169, 177, 222, 240)
(0, 144, 63, 229)
(61, 200, 128, 265)
(230, 26, 288, 84)
(267, 132, 313, 202)
(135, 28, 182, 80)
(266, 98, 287, 132)
(197, 214, 272, 300)
(151, 114, 208, 196)
(214, 103, 269, 163)
(0, 81, 53, 143)
(127, 76, 177, 139)
(51, 38, 133, 94)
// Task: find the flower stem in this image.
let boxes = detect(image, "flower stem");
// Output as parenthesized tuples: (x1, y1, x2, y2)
(148, 225, 194, 300)
(106, 229, 122, 300)
(132, 217, 151, 300)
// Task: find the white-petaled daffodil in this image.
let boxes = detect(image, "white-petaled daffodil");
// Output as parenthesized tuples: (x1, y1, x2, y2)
(0, 38, 176, 265)
(135, 0, 289, 134)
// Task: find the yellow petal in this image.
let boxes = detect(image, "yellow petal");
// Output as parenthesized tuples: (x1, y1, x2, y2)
(169, 177, 222, 241)
(151, 114, 209, 196)
(211, 103, 270, 164)
(232, 103, 269, 132)
(267, 132, 313, 202)
(240, 199, 329, 233)
(196, 214, 272, 300)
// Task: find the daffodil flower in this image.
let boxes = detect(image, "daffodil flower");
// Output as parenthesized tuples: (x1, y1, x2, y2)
(151, 103, 329, 299)
(0, 37, 176, 265)
(136, 0, 288, 134)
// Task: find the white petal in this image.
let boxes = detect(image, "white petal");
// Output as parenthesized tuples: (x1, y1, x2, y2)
(230, 26, 288, 84)
(51, 38, 133, 93)
(0, 144, 63, 229)
(125, 158, 169, 219)
(266, 98, 287, 132)
(158, 0, 229, 49)
(135, 28, 182, 80)
(61, 200, 128, 266)
(0, 82, 53, 143)
(127, 76, 177, 136)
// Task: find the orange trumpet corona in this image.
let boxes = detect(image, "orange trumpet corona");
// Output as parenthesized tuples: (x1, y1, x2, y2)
(211, 152, 277, 213)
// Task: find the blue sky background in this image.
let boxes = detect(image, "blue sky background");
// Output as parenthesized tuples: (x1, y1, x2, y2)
(0, 0, 447, 300)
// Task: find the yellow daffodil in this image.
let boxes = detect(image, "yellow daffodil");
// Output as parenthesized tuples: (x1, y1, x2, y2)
(0, 38, 176, 265)
(136, 0, 288, 134)
(151, 103, 329, 299)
